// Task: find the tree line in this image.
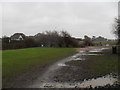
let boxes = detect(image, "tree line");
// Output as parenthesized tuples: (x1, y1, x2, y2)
(2, 30, 95, 50)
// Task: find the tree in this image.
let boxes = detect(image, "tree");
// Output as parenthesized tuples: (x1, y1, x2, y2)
(24, 37, 36, 47)
(60, 31, 80, 47)
(34, 30, 80, 48)
(83, 35, 93, 46)
(35, 31, 61, 47)
(2, 36, 10, 44)
(45, 31, 60, 47)
(113, 18, 120, 45)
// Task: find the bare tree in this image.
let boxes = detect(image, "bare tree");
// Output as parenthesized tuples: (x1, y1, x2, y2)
(45, 31, 60, 47)
(83, 35, 93, 46)
(34, 30, 80, 47)
(113, 18, 120, 45)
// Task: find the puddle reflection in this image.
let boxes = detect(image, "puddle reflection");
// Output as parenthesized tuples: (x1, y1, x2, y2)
(58, 63, 67, 67)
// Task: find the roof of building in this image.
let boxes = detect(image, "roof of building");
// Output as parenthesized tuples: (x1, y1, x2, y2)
(11, 33, 26, 39)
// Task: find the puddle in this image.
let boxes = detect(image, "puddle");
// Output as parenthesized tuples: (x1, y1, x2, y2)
(58, 63, 67, 67)
(40, 74, 118, 88)
(81, 53, 102, 56)
(79, 74, 118, 88)
(72, 54, 81, 58)
(101, 48, 109, 50)
(89, 47, 109, 53)
(89, 50, 101, 53)
(57, 48, 106, 67)
(79, 51, 86, 53)
(74, 57, 85, 61)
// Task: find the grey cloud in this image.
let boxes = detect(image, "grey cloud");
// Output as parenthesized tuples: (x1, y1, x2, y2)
(2, 2, 118, 39)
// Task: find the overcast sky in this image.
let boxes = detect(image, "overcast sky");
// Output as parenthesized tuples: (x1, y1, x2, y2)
(1, 2, 118, 39)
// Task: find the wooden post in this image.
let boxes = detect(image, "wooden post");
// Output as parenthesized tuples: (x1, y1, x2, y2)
(112, 46, 117, 54)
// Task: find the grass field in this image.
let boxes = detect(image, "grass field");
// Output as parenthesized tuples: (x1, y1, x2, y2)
(2, 47, 76, 77)
(66, 48, 118, 75)
(93, 41, 117, 45)
(79, 40, 117, 46)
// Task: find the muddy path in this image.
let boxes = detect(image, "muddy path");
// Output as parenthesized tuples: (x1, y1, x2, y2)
(28, 46, 118, 88)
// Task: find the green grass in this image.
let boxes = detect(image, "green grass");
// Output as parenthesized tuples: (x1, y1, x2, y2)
(86, 51, 118, 74)
(93, 41, 117, 45)
(79, 40, 117, 46)
(66, 49, 118, 75)
(2, 47, 76, 77)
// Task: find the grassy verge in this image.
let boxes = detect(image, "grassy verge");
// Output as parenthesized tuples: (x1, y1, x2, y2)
(2, 47, 76, 77)
(66, 48, 118, 76)
(93, 41, 117, 45)
(85, 49, 118, 74)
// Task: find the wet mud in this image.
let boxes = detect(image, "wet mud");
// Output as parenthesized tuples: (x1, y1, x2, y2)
(29, 46, 119, 88)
